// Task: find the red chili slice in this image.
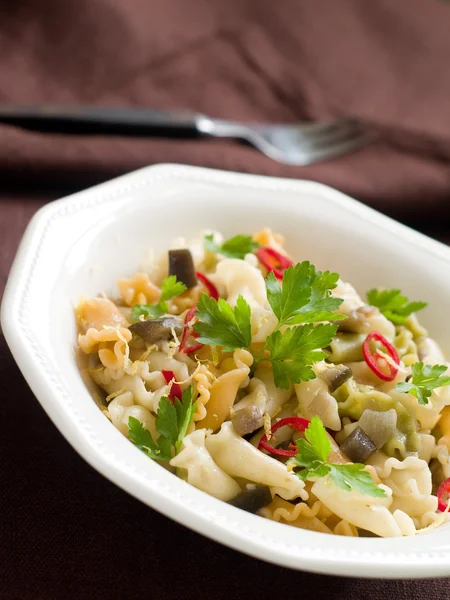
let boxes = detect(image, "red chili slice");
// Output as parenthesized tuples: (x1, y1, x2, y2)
(196, 271, 219, 300)
(183, 342, 203, 354)
(362, 331, 400, 382)
(258, 416, 311, 457)
(256, 246, 294, 280)
(437, 477, 450, 512)
(161, 370, 183, 402)
(179, 306, 203, 354)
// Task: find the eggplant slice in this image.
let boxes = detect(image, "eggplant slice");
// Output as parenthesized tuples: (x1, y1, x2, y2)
(168, 249, 197, 289)
(129, 317, 182, 344)
(340, 426, 377, 463)
(228, 485, 272, 513)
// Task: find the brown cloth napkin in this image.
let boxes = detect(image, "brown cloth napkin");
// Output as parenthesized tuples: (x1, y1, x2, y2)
(2, 1, 450, 599)
(2, 0, 450, 220)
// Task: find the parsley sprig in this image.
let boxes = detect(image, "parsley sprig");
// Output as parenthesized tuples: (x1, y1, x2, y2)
(194, 261, 343, 389)
(396, 362, 450, 405)
(205, 234, 259, 260)
(266, 262, 345, 326)
(194, 294, 252, 352)
(132, 275, 187, 321)
(367, 288, 427, 324)
(266, 324, 336, 389)
(128, 385, 196, 459)
(291, 417, 386, 498)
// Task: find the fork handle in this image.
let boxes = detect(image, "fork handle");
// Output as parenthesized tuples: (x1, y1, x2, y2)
(0, 105, 203, 137)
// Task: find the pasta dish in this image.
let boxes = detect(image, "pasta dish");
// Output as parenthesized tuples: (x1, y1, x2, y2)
(76, 229, 450, 537)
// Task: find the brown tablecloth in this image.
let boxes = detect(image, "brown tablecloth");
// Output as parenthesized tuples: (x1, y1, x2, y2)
(2, 0, 450, 597)
(2, 0, 450, 221)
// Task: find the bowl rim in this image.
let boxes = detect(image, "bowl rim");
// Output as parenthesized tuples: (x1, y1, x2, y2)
(3, 163, 450, 579)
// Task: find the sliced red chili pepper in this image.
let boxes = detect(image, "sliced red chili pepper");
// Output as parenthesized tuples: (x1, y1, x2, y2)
(183, 342, 203, 354)
(196, 271, 219, 300)
(179, 306, 204, 354)
(362, 331, 400, 382)
(258, 416, 311, 457)
(161, 370, 183, 402)
(256, 246, 294, 280)
(437, 477, 450, 512)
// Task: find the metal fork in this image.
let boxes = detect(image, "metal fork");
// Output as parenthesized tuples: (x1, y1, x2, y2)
(0, 106, 374, 165)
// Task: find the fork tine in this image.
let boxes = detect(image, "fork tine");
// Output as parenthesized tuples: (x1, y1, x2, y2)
(278, 117, 357, 137)
(285, 132, 376, 166)
(294, 120, 365, 149)
(200, 114, 374, 165)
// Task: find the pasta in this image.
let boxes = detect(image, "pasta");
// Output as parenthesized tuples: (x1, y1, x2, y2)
(312, 477, 416, 537)
(294, 362, 341, 431)
(368, 453, 437, 517)
(76, 228, 450, 538)
(213, 259, 277, 343)
(197, 349, 252, 431)
(206, 422, 308, 501)
(170, 429, 241, 501)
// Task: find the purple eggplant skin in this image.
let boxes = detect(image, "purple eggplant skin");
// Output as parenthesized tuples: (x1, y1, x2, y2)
(340, 426, 377, 463)
(228, 485, 272, 513)
(168, 249, 197, 289)
(129, 317, 182, 343)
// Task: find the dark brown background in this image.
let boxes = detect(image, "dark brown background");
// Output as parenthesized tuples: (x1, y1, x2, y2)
(1, 0, 450, 598)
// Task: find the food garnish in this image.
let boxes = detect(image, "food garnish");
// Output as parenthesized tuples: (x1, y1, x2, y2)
(367, 288, 427, 324)
(396, 362, 450, 405)
(128, 385, 196, 459)
(291, 417, 387, 498)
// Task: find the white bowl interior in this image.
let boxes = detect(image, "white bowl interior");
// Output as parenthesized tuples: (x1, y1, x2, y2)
(4, 165, 450, 578)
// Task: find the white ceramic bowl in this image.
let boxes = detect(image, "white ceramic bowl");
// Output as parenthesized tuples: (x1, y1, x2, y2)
(3, 164, 450, 579)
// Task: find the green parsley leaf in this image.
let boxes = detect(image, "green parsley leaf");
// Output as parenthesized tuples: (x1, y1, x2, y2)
(296, 462, 330, 481)
(155, 397, 179, 448)
(128, 385, 197, 460)
(174, 386, 197, 453)
(156, 387, 197, 453)
(131, 304, 165, 320)
(291, 417, 386, 498)
(266, 323, 338, 389)
(367, 288, 427, 324)
(128, 416, 171, 461)
(304, 415, 332, 462)
(328, 464, 387, 497)
(292, 416, 331, 468)
(160, 275, 187, 303)
(396, 361, 450, 405)
(205, 234, 259, 260)
(194, 293, 252, 352)
(266, 262, 345, 327)
(131, 275, 186, 321)
(299, 268, 346, 324)
(294, 440, 327, 469)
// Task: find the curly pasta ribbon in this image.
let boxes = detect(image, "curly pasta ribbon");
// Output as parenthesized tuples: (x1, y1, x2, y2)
(76, 297, 127, 332)
(206, 422, 307, 501)
(79, 326, 132, 369)
(107, 391, 157, 437)
(196, 349, 253, 431)
(118, 272, 161, 306)
(333, 520, 359, 537)
(368, 454, 437, 518)
(76, 298, 132, 369)
(259, 496, 357, 536)
(191, 364, 215, 421)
